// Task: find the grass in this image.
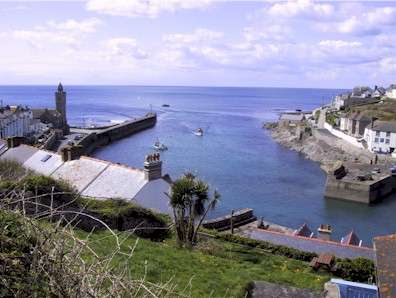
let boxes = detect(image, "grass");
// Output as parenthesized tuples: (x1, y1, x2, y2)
(348, 98, 396, 121)
(77, 229, 330, 297)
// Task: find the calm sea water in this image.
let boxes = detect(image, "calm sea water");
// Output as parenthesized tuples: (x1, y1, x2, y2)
(1, 85, 396, 244)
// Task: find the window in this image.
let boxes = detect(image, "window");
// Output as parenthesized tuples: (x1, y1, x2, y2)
(376, 131, 380, 136)
(386, 139, 390, 144)
(40, 154, 52, 162)
(386, 132, 391, 137)
(380, 138, 385, 143)
(375, 138, 379, 143)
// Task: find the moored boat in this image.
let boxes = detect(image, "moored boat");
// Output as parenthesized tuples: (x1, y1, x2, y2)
(194, 128, 203, 136)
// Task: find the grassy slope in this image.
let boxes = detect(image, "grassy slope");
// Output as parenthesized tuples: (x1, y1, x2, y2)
(349, 99, 396, 121)
(80, 230, 330, 297)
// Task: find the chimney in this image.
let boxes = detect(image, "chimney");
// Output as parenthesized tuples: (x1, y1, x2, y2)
(317, 224, 332, 241)
(144, 153, 162, 181)
(6, 136, 25, 148)
(61, 145, 82, 162)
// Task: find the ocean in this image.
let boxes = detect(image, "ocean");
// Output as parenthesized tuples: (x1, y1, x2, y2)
(1, 85, 396, 243)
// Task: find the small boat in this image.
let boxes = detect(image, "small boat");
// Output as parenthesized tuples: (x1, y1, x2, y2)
(162, 104, 170, 108)
(153, 139, 168, 151)
(193, 128, 203, 136)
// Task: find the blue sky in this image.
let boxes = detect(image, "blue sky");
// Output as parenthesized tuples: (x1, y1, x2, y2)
(1, 0, 396, 88)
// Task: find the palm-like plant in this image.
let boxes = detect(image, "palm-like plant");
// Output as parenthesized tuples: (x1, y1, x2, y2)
(167, 172, 220, 247)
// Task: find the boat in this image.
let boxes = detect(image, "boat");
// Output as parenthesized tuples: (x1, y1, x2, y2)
(153, 139, 168, 151)
(193, 128, 203, 136)
(162, 104, 170, 108)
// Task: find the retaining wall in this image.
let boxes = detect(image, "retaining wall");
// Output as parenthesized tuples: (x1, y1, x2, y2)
(323, 122, 364, 149)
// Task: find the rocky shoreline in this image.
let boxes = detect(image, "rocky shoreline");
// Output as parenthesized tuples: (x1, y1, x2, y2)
(264, 122, 381, 173)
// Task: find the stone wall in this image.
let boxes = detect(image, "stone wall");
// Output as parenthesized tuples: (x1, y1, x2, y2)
(203, 208, 256, 231)
(324, 175, 396, 203)
(76, 113, 156, 156)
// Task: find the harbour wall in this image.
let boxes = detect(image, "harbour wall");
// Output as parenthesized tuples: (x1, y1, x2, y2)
(75, 113, 157, 156)
(324, 175, 396, 203)
(203, 208, 257, 231)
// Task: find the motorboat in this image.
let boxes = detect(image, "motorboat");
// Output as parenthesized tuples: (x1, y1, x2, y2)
(153, 139, 168, 151)
(193, 128, 203, 136)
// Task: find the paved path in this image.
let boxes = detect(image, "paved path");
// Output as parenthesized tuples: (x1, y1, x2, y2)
(239, 228, 375, 260)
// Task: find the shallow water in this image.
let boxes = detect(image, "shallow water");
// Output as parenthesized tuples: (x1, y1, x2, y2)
(2, 85, 396, 243)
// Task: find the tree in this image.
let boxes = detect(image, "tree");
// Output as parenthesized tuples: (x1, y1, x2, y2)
(167, 172, 220, 248)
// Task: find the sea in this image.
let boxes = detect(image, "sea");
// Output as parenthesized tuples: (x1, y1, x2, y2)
(1, 85, 396, 244)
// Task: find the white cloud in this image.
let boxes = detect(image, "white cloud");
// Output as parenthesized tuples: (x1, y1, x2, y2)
(47, 18, 102, 33)
(243, 25, 291, 42)
(163, 28, 223, 45)
(327, 6, 396, 36)
(105, 37, 147, 59)
(10, 18, 102, 49)
(86, 0, 213, 18)
(267, 0, 334, 19)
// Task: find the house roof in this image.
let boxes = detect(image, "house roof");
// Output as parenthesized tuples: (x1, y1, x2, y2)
(0, 139, 7, 156)
(31, 108, 60, 119)
(341, 230, 360, 246)
(133, 178, 171, 214)
(371, 121, 396, 133)
(295, 223, 313, 237)
(51, 156, 110, 192)
(81, 163, 146, 200)
(23, 150, 64, 176)
(0, 144, 38, 164)
(279, 113, 305, 121)
(374, 234, 396, 298)
(246, 281, 322, 298)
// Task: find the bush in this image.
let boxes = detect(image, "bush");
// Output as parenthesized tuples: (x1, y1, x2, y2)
(335, 257, 376, 283)
(0, 159, 30, 181)
(76, 198, 171, 241)
(207, 231, 317, 261)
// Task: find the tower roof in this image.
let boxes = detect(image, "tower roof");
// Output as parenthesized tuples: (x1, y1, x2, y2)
(57, 82, 64, 92)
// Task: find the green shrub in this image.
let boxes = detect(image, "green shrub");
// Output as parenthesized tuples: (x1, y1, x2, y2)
(0, 159, 30, 181)
(77, 197, 171, 241)
(206, 231, 317, 261)
(335, 257, 376, 283)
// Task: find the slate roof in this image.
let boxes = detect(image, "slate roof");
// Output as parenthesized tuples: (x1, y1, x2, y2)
(341, 230, 360, 246)
(51, 157, 109, 192)
(31, 108, 59, 119)
(134, 178, 171, 214)
(81, 163, 146, 200)
(23, 150, 64, 176)
(246, 281, 322, 298)
(0, 139, 7, 156)
(241, 228, 374, 259)
(294, 223, 313, 237)
(371, 121, 396, 133)
(0, 144, 38, 164)
(374, 234, 396, 298)
(330, 279, 378, 298)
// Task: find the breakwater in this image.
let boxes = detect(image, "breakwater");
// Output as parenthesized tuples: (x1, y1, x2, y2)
(203, 208, 257, 231)
(73, 113, 156, 156)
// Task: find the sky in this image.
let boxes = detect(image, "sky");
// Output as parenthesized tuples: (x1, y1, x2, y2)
(1, 0, 396, 88)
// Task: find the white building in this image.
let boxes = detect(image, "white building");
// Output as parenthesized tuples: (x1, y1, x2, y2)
(386, 85, 396, 99)
(0, 106, 34, 138)
(364, 121, 396, 153)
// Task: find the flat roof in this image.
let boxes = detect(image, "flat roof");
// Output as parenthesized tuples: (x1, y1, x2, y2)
(51, 157, 109, 193)
(374, 234, 396, 298)
(81, 163, 146, 200)
(0, 145, 38, 164)
(23, 150, 64, 176)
